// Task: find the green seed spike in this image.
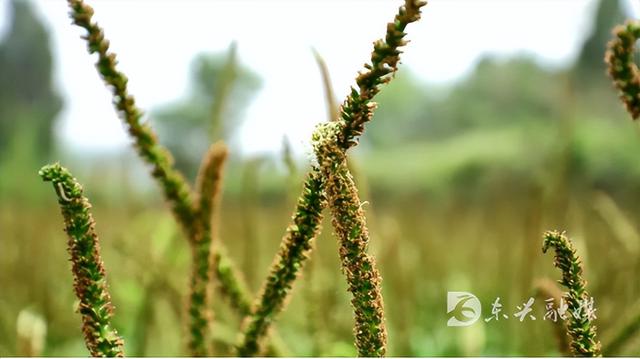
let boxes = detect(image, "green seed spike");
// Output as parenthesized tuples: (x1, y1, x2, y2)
(605, 20, 640, 120)
(39, 163, 125, 357)
(196, 142, 228, 235)
(66, 1, 210, 353)
(314, 122, 387, 357)
(339, 0, 427, 149)
(186, 142, 229, 356)
(235, 1, 426, 356)
(236, 168, 327, 357)
(542, 230, 602, 357)
(66, 1, 273, 354)
(66, 0, 196, 235)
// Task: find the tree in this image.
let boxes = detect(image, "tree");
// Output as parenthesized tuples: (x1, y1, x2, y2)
(574, 0, 626, 78)
(0, 0, 62, 161)
(152, 44, 261, 180)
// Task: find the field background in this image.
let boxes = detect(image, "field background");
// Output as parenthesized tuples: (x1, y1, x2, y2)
(2, 0, 640, 356)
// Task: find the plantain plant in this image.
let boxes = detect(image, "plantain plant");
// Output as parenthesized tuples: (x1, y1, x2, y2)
(42, 0, 426, 357)
(236, 2, 425, 355)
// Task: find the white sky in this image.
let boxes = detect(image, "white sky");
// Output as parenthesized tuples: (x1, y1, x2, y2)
(1, 0, 638, 156)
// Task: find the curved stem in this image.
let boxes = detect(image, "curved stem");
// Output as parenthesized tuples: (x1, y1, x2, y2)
(40, 163, 125, 357)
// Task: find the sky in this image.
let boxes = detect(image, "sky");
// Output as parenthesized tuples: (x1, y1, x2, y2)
(1, 0, 638, 156)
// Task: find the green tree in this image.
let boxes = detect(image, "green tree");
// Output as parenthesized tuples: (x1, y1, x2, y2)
(0, 0, 62, 201)
(574, 0, 626, 78)
(152, 44, 261, 180)
(368, 56, 565, 148)
(0, 0, 62, 160)
(430, 57, 564, 134)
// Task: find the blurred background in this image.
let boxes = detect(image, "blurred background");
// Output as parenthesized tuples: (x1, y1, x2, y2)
(2, 0, 640, 356)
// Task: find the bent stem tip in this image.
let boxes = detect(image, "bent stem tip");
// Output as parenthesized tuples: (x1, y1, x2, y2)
(40, 163, 125, 357)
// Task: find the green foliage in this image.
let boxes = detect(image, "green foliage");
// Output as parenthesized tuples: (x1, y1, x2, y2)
(369, 57, 566, 148)
(534, 278, 571, 356)
(0, 119, 49, 202)
(0, 0, 62, 203)
(605, 308, 640, 355)
(39, 163, 124, 357)
(542, 230, 602, 357)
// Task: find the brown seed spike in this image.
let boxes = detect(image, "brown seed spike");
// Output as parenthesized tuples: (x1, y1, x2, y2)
(605, 20, 640, 120)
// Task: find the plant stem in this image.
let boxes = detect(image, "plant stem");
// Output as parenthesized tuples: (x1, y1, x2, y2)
(312, 47, 340, 122)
